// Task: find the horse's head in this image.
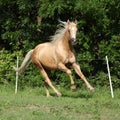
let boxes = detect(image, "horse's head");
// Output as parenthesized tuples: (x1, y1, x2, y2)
(67, 20, 77, 45)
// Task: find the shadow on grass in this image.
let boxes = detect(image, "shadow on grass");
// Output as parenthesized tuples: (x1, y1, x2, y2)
(62, 92, 93, 99)
(49, 88, 94, 99)
(25, 86, 95, 99)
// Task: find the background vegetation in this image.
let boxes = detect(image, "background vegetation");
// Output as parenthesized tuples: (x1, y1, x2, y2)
(0, 0, 120, 88)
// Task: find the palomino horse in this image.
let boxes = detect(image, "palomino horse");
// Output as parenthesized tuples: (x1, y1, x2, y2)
(14, 20, 94, 97)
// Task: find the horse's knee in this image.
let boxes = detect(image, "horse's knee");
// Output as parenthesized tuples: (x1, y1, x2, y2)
(72, 62, 80, 68)
(66, 69, 72, 75)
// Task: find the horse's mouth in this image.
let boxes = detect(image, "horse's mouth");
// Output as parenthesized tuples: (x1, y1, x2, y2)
(71, 39, 77, 45)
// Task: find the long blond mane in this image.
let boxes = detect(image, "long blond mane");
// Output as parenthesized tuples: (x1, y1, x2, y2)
(50, 21, 68, 42)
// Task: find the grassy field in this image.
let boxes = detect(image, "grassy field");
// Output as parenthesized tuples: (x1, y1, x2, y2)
(0, 85, 120, 120)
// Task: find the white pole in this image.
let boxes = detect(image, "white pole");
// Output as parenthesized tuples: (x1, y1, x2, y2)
(15, 56, 19, 94)
(106, 56, 114, 98)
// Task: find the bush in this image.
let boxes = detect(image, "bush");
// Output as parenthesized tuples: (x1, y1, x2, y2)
(0, 0, 119, 89)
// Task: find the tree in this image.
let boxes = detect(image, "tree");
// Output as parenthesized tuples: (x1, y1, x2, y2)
(0, 0, 120, 88)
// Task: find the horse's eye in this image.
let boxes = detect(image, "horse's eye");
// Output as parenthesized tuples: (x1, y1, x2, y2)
(68, 29, 70, 32)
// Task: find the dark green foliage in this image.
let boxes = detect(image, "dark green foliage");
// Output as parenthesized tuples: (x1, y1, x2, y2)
(0, 0, 120, 88)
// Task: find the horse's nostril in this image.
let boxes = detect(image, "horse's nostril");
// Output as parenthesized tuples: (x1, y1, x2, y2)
(71, 38, 77, 45)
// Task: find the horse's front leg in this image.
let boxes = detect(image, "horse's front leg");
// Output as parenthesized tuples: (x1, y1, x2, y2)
(72, 62, 94, 92)
(58, 63, 76, 91)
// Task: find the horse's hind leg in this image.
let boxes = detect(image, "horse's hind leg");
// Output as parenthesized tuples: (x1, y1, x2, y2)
(34, 60, 62, 97)
(43, 74, 62, 97)
(44, 78, 62, 97)
(44, 81, 50, 97)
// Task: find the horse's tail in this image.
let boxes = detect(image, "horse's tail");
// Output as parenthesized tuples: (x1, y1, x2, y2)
(13, 49, 34, 74)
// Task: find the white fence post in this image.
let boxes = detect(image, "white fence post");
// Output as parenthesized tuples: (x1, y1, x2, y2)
(106, 56, 114, 98)
(15, 56, 19, 94)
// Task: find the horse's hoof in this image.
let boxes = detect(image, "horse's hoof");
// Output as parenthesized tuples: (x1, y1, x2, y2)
(57, 92, 62, 97)
(46, 95, 52, 97)
(90, 88, 95, 93)
(71, 85, 76, 91)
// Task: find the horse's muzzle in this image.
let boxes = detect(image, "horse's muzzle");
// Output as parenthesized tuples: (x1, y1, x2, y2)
(71, 38, 77, 45)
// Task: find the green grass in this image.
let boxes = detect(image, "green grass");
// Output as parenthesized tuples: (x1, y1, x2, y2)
(0, 85, 120, 120)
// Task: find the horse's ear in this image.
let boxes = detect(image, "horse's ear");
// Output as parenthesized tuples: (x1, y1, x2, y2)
(67, 19, 70, 24)
(75, 19, 77, 24)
